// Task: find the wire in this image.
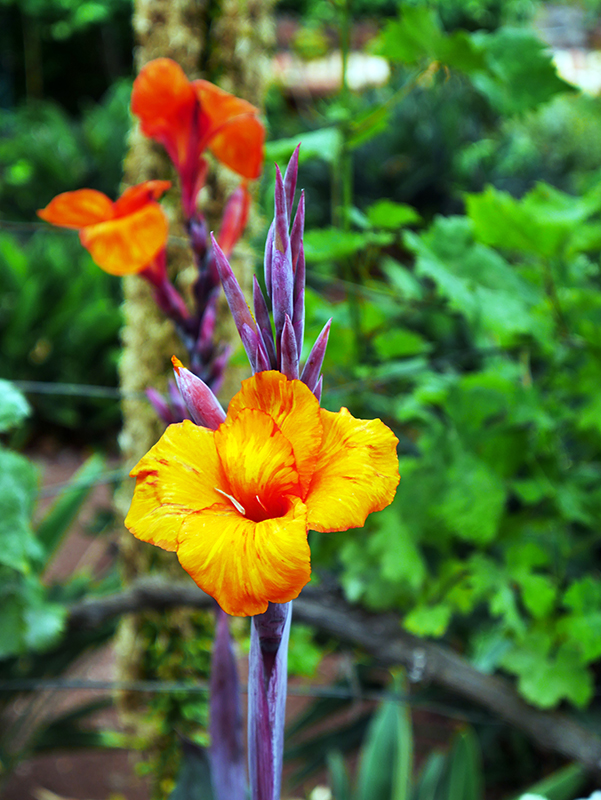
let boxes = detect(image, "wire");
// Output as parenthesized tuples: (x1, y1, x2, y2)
(0, 678, 499, 724)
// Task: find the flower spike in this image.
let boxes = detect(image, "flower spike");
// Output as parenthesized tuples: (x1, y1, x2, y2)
(283, 144, 300, 216)
(281, 316, 299, 381)
(300, 319, 331, 394)
(252, 276, 277, 368)
(172, 356, 226, 430)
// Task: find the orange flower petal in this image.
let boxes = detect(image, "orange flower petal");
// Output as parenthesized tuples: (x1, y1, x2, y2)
(37, 189, 114, 229)
(209, 115, 264, 180)
(194, 80, 264, 179)
(125, 420, 229, 550)
(226, 371, 323, 498)
(131, 58, 199, 168)
(113, 180, 171, 217)
(176, 496, 310, 616)
(215, 406, 301, 520)
(79, 203, 169, 275)
(305, 408, 400, 533)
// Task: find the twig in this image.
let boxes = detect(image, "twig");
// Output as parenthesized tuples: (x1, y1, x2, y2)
(67, 577, 601, 772)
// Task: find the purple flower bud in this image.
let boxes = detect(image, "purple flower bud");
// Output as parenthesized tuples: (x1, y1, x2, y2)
(293, 242, 305, 357)
(273, 166, 291, 259)
(281, 315, 299, 381)
(253, 276, 277, 368)
(314, 374, 323, 403)
(300, 319, 331, 395)
(172, 356, 226, 430)
(290, 191, 305, 273)
(212, 232, 258, 347)
(264, 222, 274, 300)
(283, 145, 300, 216)
(145, 387, 173, 425)
(271, 249, 294, 357)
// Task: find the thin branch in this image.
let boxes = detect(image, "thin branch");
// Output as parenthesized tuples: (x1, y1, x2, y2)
(66, 578, 601, 773)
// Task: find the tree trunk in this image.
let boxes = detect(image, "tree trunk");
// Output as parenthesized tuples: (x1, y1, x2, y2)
(115, 0, 274, 791)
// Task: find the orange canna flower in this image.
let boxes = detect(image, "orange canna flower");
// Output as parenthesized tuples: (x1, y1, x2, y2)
(37, 181, 171, 276)
(125, 370, 399, 616)
(131, 58, 264, 218)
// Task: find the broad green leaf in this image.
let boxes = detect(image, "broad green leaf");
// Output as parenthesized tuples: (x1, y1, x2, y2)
(374, 328, 430, 359)
(435, 449, 506, 545)
(404, 217, 541, 344)
(0, 380, 31, 432)
(376, 6, 442, 65)
(265, 128, 343, 165)
(467, 183, 601, 259)
(470, 28, 573, 115)
(0, 449, 42, 572)
(517, 574, 557, 620)
(404, 604, 452, 638)
(366, 200, 422, 231)
(500, 639, 593, 708)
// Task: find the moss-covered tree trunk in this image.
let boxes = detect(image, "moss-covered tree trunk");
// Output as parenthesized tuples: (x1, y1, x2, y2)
(116, 0, 274, 791)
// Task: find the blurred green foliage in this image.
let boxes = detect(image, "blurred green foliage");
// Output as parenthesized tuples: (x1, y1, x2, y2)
(0, 381, 121, 784)
(0, 230, 122, 435)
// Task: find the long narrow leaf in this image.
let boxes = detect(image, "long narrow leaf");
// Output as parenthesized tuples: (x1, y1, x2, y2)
(36, 453, 105, 567)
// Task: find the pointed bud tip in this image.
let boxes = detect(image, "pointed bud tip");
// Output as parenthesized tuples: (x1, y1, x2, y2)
(171, 355, 184, 374)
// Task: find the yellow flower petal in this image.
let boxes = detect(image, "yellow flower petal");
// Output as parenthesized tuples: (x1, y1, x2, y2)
(177, 496, 310, 616)
(215, 406, 301, 521)
(305, 408, 400, 532)
(125, 420, 228, 550)
(226, 371, 323, 497)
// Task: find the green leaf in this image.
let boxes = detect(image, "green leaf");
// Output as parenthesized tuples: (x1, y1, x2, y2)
(327, 751, 351, 800)
(265, 128, 343, 165)
(357, 680, 413, 800)
(514, 763, 586, 800)
(435, 449, 506, 545)
(466, 183, 601, 259)
(414, 751, 446, 800)
(404, 603, 452, 638)
(470, 28, 573, 115)
(500, 639, 593, 708)
(366, 200, 422, 231)
(304, 228, 369, 263)
(404, 217, 541, 344)
(376, 6, 442, 66)
(517, 574, 556, 620)
(0, 380, 31, 432)
(168, 738, 215, 800)
(373, 328, 430, 359)
(0, 448, 42, 573)
(35, 453, 105, 566)
(446, 728, 484, 800)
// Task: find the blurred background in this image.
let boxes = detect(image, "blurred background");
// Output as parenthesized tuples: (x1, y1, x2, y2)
(4, 0, 601, 798)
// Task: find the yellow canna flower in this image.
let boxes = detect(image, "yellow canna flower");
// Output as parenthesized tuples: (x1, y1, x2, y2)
(125, 370, 399, 616)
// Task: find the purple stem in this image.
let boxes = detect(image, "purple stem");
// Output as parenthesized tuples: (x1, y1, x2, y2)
(248, 602, 292, 800)
(209, 607, 246, 800)
(292, 242, 305, 359)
